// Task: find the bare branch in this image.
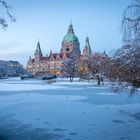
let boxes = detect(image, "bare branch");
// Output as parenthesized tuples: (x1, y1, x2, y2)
(121, 0, 140, 44)
(0, 0, 16, 29)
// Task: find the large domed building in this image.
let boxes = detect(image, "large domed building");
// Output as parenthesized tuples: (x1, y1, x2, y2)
(27, 23, 92, 76)
(61, 23, 81, 56)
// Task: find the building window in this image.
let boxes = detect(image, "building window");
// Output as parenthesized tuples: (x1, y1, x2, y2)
(66, 48, 69, 52)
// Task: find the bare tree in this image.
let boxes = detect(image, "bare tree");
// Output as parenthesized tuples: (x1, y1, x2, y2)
(108, 46, 140, 92)
(61, 55, 78, 82)
(78, 57, 95, 81)
(78, 53, 109, 85)
(122, 0, 140, 46)
(0, 0, 16, 29)
(107, 0, 140, 92)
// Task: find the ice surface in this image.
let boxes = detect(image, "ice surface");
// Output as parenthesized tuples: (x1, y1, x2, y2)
(0, 78, 66, 91)
(0, 78, 140, 140)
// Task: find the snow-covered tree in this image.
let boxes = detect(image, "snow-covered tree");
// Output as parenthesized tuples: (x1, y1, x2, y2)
(107, 0, 140, 92)
(0, 0, 16, 29)
(78, 57, 99, 78)
(122, 0, 140, 46)
(78, 53, 109, 85)
(78, 57, 93, 80)
(108, 45, 140, 91)
(61, 54, 78, 82)
(0, 60, 26, 77)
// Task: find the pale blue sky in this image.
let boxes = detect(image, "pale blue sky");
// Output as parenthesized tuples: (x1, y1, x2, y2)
(0, 0, 131, 66)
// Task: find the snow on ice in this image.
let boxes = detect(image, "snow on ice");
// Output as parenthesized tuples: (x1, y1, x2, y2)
(0, 78, 140, 140)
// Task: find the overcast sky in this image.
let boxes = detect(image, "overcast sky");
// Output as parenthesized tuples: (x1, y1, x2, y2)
(0, 0, 131, 66)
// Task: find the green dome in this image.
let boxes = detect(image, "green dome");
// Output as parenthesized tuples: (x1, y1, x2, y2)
(63, 34, 79, 42)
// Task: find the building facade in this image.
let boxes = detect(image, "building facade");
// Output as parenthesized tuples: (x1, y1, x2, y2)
(27, 23, 92, 76)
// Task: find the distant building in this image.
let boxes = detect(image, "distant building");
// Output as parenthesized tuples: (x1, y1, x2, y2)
(0, 60, 25, 76)
(27, 23, 106, 76)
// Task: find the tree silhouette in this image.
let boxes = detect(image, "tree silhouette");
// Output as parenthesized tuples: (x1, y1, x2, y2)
(108, 0, 140, 92)
(122, 0, 140, 46)
(0, 0, 16, 29)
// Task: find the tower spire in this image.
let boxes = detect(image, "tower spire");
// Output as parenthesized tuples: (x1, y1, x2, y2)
(36, 40, 41, 52)
(34, 40, 43, 58)
(83, 36, 92, 57)
(67, 21, 74, 34)
(70, 18, 72, 25)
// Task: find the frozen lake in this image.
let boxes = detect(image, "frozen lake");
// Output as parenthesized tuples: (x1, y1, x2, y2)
(0, 78, 140, 140)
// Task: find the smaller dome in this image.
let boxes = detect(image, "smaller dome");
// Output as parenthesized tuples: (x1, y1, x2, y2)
(63, 34, 79, 42)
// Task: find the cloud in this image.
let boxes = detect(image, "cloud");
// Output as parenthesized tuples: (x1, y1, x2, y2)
(0, 41, 19, 49)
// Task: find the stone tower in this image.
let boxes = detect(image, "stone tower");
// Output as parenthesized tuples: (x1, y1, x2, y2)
(34, 41, 43, 61)
(34, 41, 43, 73)
(83, 37, 92, 57)
(61, 23, 81, 56)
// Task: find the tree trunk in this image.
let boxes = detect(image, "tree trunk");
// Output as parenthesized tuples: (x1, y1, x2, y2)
(70, 74, 73, 82)
(97, 77, 101, 85)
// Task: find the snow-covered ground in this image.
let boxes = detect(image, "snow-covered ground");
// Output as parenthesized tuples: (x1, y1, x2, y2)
(0, 78, 140, 140)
